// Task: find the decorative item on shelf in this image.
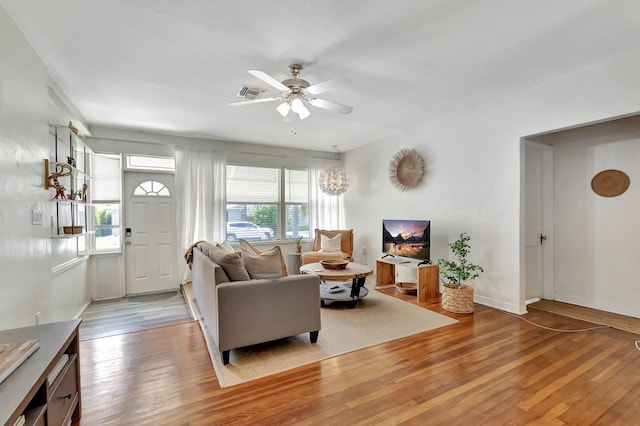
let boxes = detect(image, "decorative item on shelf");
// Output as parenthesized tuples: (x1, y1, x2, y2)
(320, 259, 349, 270)
(80, 183, 88, 202)
(66, 156, 76, 167)
(389, 148, 424, 192)
(46, 162, 73, 199)
(66, 190, 83, 201)
(437, 232, 483, 314)
(319, 166, 349, 195)
(295, 236, 303, 254)
(67, 121, 79, 135)
(591, 169, 630, 197)
(63, 226, 83, 235)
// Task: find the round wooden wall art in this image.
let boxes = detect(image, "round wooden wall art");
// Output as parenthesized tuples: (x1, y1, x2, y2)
(591, 169, 630, 197)
(388, 148, 424, 192)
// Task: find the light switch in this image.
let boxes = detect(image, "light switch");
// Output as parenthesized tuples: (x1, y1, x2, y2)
(32, 209, 43, 225)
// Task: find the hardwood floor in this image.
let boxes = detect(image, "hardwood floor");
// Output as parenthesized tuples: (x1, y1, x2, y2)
(528, 299, 640, 335)
(74, 289, 640, 425)
(79, 290, 193, 340)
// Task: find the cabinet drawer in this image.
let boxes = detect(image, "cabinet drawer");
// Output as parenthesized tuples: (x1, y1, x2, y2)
(48, 354, 78, 426)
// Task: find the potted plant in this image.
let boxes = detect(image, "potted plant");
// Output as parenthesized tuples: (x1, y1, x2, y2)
(437, 232, 483, 313)
(294, 236, 303, 254)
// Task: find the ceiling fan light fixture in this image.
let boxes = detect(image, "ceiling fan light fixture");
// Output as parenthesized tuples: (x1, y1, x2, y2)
(276, 101, 290, 117)
(297, 105, 311, 120)
(291, 97, 304, 113)
(291, 98, 310, 120)
(231, 64, 353, 121)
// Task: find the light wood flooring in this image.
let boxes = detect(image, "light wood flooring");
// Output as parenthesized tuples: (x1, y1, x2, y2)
(73, 289, 640, 425)
(528, 299, 640, 335)
(79, 289, 194, 340)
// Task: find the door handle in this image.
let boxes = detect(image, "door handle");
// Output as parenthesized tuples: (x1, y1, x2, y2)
(540, 234, 547, 245)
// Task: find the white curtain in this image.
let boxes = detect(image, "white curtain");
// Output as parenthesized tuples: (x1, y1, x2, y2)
(308, 165, 345, 231)
(175, 146, 228, 251)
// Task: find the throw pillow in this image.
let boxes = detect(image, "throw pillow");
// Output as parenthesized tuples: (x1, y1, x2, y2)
(217, 241, 235, 253)
(239, 239, 287, 279)
(198, 241, 217, 255)
(207, 244, 250, 282)
(320, 233, 342, 252)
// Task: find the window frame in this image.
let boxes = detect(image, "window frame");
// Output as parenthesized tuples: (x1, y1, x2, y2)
(225, 164, 309, 243)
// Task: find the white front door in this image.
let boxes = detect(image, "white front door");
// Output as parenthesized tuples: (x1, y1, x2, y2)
(524, 143, 553, 301)
(124, 172, 178, 295)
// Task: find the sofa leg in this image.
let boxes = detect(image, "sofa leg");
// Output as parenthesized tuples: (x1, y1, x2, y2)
(310, 330, 319, 343)
(222, 350, 230, 365)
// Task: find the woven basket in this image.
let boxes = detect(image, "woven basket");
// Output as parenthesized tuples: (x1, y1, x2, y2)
(441, 283, 474, 313)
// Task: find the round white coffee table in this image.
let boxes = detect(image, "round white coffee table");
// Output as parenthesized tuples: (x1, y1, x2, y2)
(300, 262, 373, 308)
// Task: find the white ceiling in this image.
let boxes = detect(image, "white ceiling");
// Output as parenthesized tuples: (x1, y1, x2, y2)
(3, 0, 640, 152)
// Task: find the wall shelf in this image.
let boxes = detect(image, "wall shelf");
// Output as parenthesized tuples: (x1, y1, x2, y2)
(46, 125, 92, 239)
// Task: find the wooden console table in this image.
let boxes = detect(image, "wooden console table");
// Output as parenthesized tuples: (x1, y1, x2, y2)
(0, 319, 82, 426)
(376, 259, 440, 303)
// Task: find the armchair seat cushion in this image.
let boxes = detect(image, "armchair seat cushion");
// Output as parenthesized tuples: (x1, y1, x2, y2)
(300, 229, 354, 266)
(300, 251, 351, 266)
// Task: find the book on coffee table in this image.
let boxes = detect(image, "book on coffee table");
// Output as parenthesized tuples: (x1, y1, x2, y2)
(0, 339, 40, 385)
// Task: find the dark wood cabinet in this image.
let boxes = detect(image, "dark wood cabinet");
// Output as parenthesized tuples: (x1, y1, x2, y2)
(0, 319, 81, 426)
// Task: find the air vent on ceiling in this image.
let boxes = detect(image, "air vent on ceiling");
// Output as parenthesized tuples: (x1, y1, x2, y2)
(237, 86, 266, 100)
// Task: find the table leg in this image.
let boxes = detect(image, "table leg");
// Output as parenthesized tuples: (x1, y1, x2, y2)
(349, 276, 367, 302)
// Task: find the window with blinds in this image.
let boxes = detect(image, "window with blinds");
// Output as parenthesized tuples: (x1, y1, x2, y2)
(226, 165, 309, 242)
(92, 154, 122, 251)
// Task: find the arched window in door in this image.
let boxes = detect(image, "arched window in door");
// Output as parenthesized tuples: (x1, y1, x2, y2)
(133, 180, 171, 197)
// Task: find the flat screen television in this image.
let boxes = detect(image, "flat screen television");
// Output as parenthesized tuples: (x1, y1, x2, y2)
(382, 219, 431, 262)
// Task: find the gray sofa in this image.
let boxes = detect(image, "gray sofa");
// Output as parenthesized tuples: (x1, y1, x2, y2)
(191, 243, 321, 364)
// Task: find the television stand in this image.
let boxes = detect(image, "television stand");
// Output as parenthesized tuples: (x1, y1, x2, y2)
(376, 258, 439, 302)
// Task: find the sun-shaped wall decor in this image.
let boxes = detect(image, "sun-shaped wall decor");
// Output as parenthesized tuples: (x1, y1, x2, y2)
(388, 148, 425, 192)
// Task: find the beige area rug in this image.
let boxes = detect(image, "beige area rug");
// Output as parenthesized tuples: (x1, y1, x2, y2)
(190, 288, 457, 388)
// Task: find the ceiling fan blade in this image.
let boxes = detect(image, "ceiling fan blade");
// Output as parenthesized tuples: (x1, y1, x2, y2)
(306, 76, 353, 95)
(308, 98, 353, 115)
(228, 97, 281, 106)
(248, 70, 290, 91)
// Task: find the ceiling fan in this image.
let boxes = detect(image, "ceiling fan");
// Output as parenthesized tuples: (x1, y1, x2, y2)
(229, 64, 353, 120)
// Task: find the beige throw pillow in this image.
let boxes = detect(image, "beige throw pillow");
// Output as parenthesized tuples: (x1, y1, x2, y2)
(207, 244, 250, 282)
(239, 239, 287, 279)
(217, 241, 235, 253)
(320, 233, 342, 252)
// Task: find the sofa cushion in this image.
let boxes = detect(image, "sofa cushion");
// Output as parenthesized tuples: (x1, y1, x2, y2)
(207, 244, 250, 281)
(239, 239, 288, 279)
(320, 233, 342, 252)
(217, 241, 235, 253)
(198, 241, 217, 255)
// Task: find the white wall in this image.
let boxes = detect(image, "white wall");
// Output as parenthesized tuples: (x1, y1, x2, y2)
(550, 116, 640, 317)
(0, 6, 53, 330)
(344, 52, 640, 315)
(51, 257, 91, 321)
(0, 5, 91, 330)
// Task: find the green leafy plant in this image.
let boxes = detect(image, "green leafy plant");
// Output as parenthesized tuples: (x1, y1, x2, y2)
(437, 232, 483, 288)
(294, 236, 303, 247)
